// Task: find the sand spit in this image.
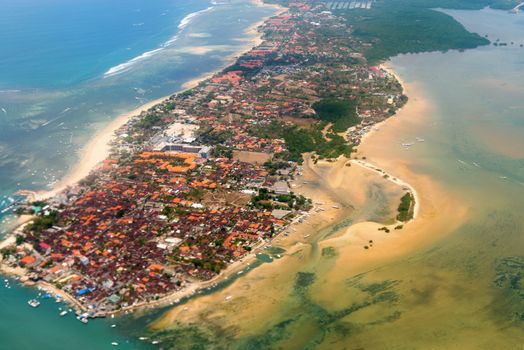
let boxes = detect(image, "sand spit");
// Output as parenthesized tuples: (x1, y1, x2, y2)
(151, 73, 470, 338)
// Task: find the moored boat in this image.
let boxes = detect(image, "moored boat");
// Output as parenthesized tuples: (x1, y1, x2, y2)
(28, 299, 40, 308)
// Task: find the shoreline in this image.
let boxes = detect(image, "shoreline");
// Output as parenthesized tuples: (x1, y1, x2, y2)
(350, 159, 420, 221)
(150, 70, 469, 334)
(1, 0, 426, 322)
(2, 0, 288, 317)
(29, 0, 283, 202)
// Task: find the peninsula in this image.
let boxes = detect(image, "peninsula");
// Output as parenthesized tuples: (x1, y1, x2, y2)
(0, 0, 485, 319)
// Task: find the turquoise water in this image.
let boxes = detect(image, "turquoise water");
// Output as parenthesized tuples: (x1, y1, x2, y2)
(0, 0, 206, 88)
(0, 0, 278, 348)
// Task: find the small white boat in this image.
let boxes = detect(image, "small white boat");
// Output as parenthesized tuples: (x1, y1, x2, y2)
(151, 340, 160, 345)
(139, 337, 148, 341)
(59, 310, 68, 316)
(111, 324, 116, 328)
(111, 342, 119, 346)
(76, 316, 88, 324)
(28, 299, 40, 308)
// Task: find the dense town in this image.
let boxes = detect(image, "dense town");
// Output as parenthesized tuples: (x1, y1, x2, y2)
(0, 0, 405, 318)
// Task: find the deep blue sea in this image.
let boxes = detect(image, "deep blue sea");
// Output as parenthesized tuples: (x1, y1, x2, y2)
(0, 0, 277, 348)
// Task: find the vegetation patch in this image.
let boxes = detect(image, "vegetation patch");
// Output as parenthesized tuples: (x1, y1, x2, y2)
(249, 122, 353, 163)
(321, 246, 337, 258)
(312, 98, 360, 133)
(294, 272, 316, 295)
(397, 193, 414, 222)
(342, 0, 492, 63)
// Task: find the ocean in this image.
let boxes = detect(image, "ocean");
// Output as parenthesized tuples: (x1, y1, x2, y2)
(0, 0, 278, 348)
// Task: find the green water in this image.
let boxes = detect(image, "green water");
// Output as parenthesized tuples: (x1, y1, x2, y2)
(145, 8, 524, 349)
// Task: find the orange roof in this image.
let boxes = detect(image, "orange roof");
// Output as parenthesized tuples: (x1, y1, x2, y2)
(149, 264, 163, 271)
(20, 256, 36, 265)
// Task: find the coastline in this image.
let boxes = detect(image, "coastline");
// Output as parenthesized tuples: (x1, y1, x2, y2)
(28, 0, 283, 202)
(2, 0, 431, 323)
(2, 0, 288, 317)
(151, 65, 470, 333)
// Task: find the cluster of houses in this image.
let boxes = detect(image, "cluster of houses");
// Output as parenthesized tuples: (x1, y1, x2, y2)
(2, 0, 405, 315)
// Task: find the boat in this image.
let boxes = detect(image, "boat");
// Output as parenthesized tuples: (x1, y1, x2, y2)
(139, 337, 148, 341)
(111, 324, 116, 328)
(76, 315, 89, 324)
(28, 299, 40, 308)
(59, 310, 68, 316)
(151, 340, 160, 345)
(111, 342, 119, 346)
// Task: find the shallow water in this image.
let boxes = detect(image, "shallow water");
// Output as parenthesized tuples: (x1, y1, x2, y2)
(146, 8, 524, 349)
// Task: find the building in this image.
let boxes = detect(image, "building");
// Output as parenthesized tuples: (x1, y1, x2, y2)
(154, 142, 212, 159)
(273, 181, 290, 195)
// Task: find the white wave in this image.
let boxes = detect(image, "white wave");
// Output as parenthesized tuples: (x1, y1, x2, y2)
(104, 48, 164, 77)
(163, 7, 214, 47)
(0, 89, 21, 93)
(178, 6, 214, 30)
(103, 6, 214, 78)
(162, 34, 180, 48)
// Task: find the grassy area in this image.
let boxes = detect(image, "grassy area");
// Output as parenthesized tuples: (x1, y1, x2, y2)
(397, 192, 414, 222)
(312, 98, 360, 133)
(283, 126, 353, 162)
(249, 122, 352, 163)
(342, 0, 495, 63)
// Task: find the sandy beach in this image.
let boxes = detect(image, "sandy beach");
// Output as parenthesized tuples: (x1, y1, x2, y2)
(32, 97, 168, 201)
(27, 0, 283, 202)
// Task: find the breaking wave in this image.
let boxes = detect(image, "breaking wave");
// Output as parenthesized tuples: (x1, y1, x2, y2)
(103, 6, 214, 78)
